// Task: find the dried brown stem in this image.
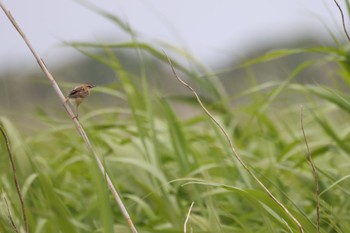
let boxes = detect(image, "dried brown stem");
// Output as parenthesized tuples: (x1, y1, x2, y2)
(3, 196, 20, 233)
(164, 51, 304, 233)
(184, 202, 194, 233)
(0, 127, 28, 233)
(333, 0, 350, 44)
(0, 2, 138, 232)
(300, 107, 320, 233)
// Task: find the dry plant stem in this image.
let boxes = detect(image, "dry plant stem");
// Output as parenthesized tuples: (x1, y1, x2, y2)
(3, 196, 20, 233)
(333, 0, 350, 43)
(0, 2, 138, 233)
(184, 202, 194, 233)
(164, 52, 304, 233)
(0, 127, 28, 233)
(300, 107, 320, 233)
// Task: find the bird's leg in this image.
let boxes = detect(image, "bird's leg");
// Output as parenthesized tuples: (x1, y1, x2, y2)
(65, 98, 77, 119)
(70, 102, 79, 120)
(64, 98, 77, 120)
(75, 104, 79, 120)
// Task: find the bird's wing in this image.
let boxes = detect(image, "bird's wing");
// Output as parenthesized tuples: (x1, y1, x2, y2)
(68, 86, 85, 98)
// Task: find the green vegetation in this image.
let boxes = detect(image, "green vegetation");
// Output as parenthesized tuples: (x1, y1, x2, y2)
(2, 3, 350, 233)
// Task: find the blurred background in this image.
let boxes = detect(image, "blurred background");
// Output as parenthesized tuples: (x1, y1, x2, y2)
(0, 0, 344, 124)
(2, 1, 350, 232)
(0, 0, 343, 69)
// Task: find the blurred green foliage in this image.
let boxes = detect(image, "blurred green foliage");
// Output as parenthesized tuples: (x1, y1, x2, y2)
(2, 2, 350, 233)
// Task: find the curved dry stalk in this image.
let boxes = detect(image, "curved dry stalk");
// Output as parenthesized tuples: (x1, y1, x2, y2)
(300, 107, 320, 233)
(0, 2, 138, 233)
(333, 0, 350, 44)
(0, 127, 28, 233)
(184, 202, 194, 233)
(164, 52, 304, 233)
(3, 196, 20, 233)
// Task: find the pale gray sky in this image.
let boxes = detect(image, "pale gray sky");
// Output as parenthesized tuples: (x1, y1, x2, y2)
(0, 0, 345, 71)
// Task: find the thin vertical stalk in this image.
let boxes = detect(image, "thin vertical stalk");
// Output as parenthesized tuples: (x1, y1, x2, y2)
(301, 107, 320, 233)
(1, 127, 28, 233)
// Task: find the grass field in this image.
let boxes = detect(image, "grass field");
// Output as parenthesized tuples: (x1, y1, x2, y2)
(1, 2, 350, 233)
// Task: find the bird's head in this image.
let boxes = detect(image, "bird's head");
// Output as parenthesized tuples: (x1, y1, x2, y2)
(85, 83, 96, 89)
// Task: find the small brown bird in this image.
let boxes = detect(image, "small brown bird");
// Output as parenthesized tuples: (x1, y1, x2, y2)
(66, 83, 95, 119)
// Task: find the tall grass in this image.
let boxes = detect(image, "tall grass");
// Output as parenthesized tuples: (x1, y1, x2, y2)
(2, 2, 350, 233)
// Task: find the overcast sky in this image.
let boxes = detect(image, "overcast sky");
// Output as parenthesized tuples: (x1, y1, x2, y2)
(0, 0, 346, 71)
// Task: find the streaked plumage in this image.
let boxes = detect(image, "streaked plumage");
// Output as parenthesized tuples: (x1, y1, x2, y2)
(66, 83, 95, 118)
